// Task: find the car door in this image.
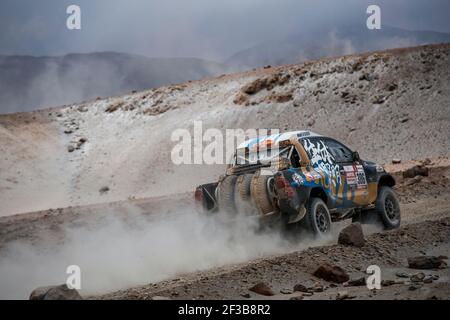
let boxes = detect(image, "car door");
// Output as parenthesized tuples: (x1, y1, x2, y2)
(300, 137, 342, 208)
(323, 138, 369, 207)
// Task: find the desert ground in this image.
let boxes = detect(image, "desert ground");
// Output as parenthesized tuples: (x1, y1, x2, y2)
(0, 44, 449, 299)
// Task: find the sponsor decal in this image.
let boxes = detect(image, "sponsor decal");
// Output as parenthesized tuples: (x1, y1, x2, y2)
(344, 165, 367, 189)
(302, 139, 341, 187)
(291, 173, 304, 186)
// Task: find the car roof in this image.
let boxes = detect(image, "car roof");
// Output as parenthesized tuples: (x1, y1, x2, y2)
(237, 130, 323, 149)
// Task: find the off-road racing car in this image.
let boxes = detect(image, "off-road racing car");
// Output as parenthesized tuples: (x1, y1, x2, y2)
(194, 130, 401, 237)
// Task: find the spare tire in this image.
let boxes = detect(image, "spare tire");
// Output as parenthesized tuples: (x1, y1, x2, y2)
(235, 174, 256, 215)
(251, 171, 275, 215)
(217, 175, 238, 214)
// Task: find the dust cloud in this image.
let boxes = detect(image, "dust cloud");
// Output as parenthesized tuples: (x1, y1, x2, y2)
(0, 203, 334, 299)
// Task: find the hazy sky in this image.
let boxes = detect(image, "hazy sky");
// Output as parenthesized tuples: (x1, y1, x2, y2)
(1, 0, 450, 60)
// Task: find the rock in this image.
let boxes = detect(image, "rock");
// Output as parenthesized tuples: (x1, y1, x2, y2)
(381, 280, 396, 287)
(372, 95, 385, 104)
(336, 291, 352, 300)
(151, 296, 171, 300)
(341, 91, 350, 98)
(338, 223, 365, 247)
(266, 93, 293, 103)
(64, 129, 73, 134)
(400, 117, 410, 123)
(310, 283, 324, 292)
(407, 256, 447, 269)
(242, 78, 267, 95)
(249, 282, 275, 296)
(290, 296, 304, 300)
(241, 73, 289, 95)
(280, 288, 293, 294)
(293, 283, 308, 293)
(313, 264, 349, 283)
(395, 271, 410, 278)
(30, 284, 82, 300)
(404, 176, 423, 186)
(408, 284, 422, 291)
(75, 138, 88, 149)
(423, 276, 434, 284)
(392, 158, 402, 164)
(386, 83, 398, 91)
(105, 102, 124, 113)
(403, 165, 429, 179)
(67, 145, 75, 153)
(307, 119, 315, 127)
(241, 293, 251, 299)
(346, 277, 366, 287)
(99, 186, 110, 194)
(233, 92, 249, 105)
(410, 272, 426, 282)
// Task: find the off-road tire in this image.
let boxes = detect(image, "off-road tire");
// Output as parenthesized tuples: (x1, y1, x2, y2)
(302, 197, 332, 238)
(217, 175, 238, 214)
(237, 174, 253, 201)
(235, 174, 255, 215)
(375, 186, 401, 230)
(251, 171, 275, 215)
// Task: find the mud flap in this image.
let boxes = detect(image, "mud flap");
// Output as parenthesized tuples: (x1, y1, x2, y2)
(287, 205, 306, 224)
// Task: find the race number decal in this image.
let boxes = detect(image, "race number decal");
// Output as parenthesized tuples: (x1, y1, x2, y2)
(344, 165, 367, 189)
(355, 165, 368, 189)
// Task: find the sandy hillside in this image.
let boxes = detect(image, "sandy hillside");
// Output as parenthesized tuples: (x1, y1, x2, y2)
(1, 43, 450, 215)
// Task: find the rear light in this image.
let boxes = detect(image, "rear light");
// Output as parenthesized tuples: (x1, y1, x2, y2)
(194, 189, 203, 203)
(275, 175, 287, 188)
(275, 175, 295, 198)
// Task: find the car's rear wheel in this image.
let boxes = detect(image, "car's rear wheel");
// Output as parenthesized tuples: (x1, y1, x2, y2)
(302, 197, 332, 238)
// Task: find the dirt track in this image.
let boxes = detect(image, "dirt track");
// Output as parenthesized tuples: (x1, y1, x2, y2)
(94, 158, 450, 300)
(98, 218, 450, 300)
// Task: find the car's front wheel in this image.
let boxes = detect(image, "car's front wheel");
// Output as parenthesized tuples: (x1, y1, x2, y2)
(303, 197, 332, 238)
(376, 186, 401, 230)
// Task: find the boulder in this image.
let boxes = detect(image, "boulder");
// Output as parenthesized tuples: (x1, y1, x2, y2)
(293, 283, 308, 293)
(336, 291, 352, 300)
(407, 256, 447, 269)
(346, 277, 366, 287)
(30, 284, 82, 300)
(249, 282, 275, 296)
(338, 223, 365, 247)
(313, 264, 349, 283)
(403, 165, 429, 179)
(410, 272, 426, 282)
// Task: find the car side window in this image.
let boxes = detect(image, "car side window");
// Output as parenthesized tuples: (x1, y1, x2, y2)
(324, 139, 353, 163)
